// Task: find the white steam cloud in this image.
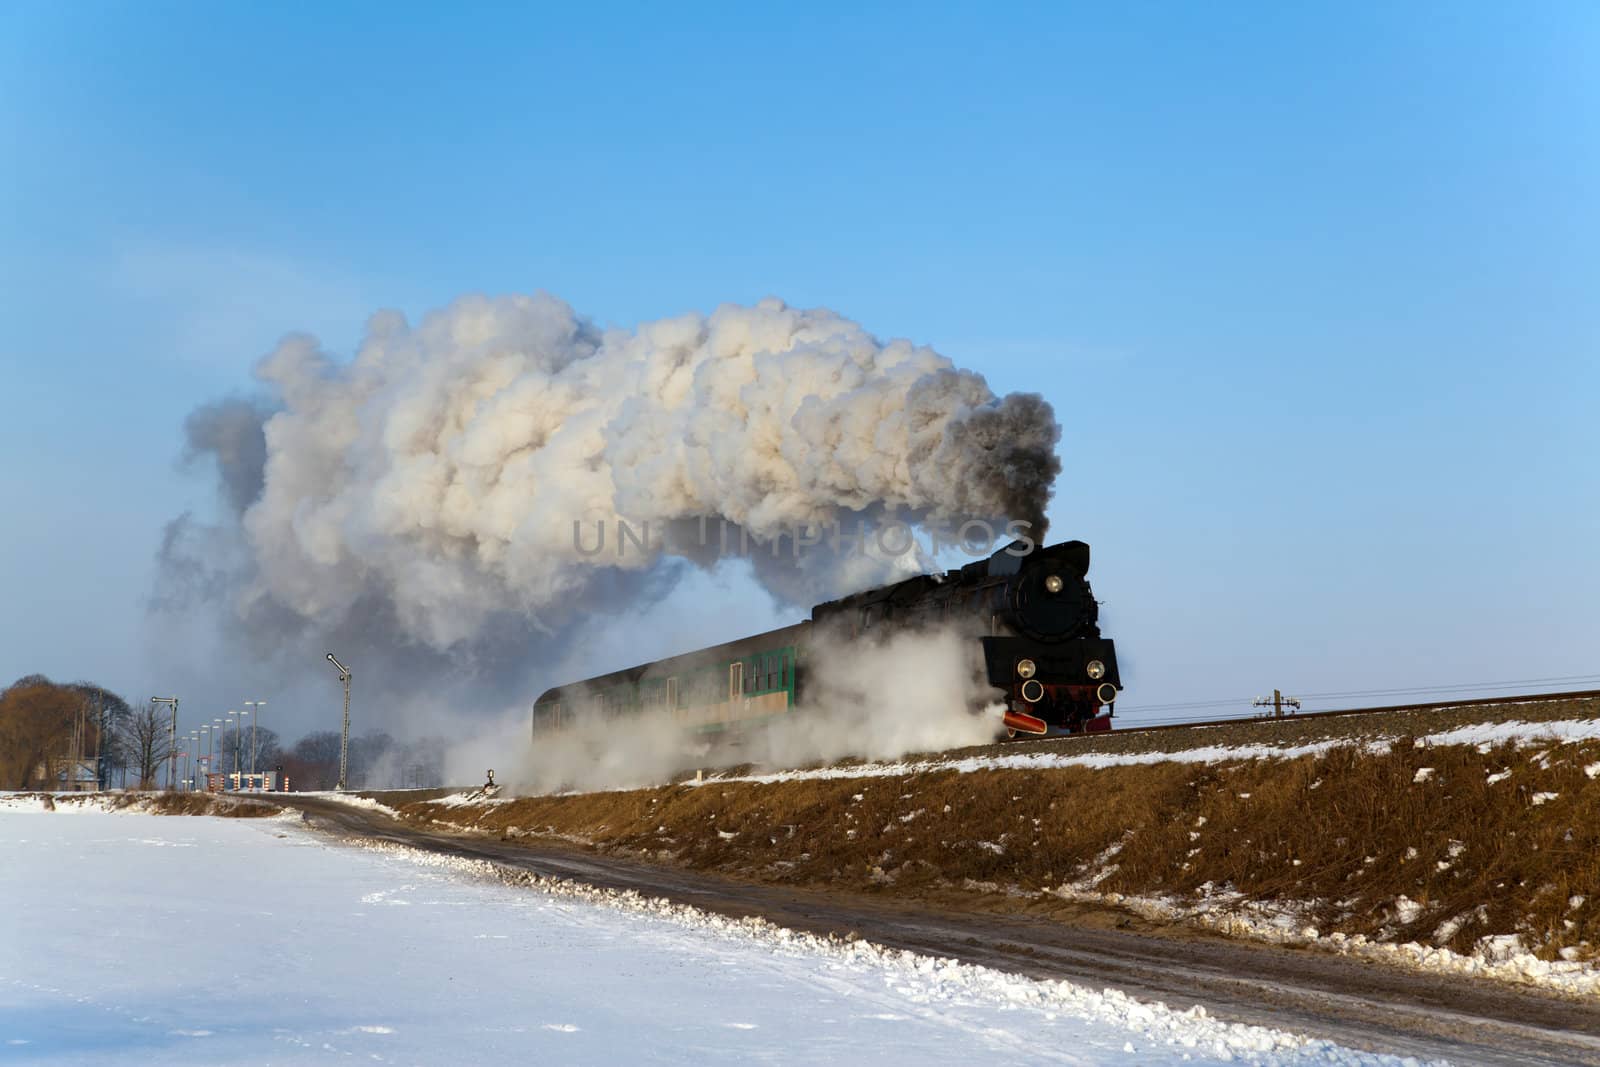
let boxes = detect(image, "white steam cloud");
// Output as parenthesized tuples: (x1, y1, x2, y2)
(169, 291, 1061, 706)
(445, 627, 1005, 796)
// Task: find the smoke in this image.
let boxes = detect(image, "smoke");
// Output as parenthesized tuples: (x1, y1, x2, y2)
(179, 397, 271, 516)
(444, 703, 705, 796)
(456, 626, 1005, 796)
(163, 291, 1061, 715)
(751, 626, 1004, 767)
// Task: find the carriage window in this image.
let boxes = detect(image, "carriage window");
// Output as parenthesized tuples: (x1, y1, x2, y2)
(534, 701, 562, 731)
(729, 662, 743, 700)
(666, 677, 678, 708)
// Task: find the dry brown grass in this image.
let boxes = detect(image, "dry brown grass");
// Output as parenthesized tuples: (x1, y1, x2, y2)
(394, 733, 1600, 961)
(41, 792, 285, 818)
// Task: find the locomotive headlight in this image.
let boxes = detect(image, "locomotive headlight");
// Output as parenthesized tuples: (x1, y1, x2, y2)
(1016, 659, 1037, 679)
(1086, 659, 1106, 680)
(1044, 574, 1064, 594)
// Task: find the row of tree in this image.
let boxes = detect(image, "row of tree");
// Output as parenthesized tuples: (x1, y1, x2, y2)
(278, 730, 445, 791)
(0, 676, 135, 789)
(1, 675, 446, 791)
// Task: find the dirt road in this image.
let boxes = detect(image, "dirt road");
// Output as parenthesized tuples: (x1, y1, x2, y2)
(280, 794, 1600, 1066)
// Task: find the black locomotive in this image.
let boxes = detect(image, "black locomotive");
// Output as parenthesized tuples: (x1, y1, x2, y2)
(811, 539, 1121, 735)
(533, 539, 1121, 740)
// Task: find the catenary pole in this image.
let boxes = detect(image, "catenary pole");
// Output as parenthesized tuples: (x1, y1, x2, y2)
(326, 654, 352, 791)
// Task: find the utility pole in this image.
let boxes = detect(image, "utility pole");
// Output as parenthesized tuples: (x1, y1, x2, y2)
(1252, 688, 1301, 719)
(234, 709, 249, 785)
(326, 653, 352, 791)
(95, 700, 107, 790)
(150, 697, 179, 790)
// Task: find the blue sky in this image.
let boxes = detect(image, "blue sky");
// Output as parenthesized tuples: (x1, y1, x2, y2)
(2, 2, 1596, 739)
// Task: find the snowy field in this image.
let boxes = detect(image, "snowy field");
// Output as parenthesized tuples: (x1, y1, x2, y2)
(0, 804, 1425, 1066)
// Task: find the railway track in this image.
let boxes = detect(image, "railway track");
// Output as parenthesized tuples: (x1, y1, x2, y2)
(1109, 686, 1600, 736)
(914, 685, 1600, 766)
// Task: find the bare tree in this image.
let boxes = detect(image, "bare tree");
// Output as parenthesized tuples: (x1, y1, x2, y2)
(68, 682, 131, 788)
(215, 725, 282, 778)
(118, 703, 175, 790)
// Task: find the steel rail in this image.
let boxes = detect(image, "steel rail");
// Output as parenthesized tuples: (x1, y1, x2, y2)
(1100, 687, 1600, 738)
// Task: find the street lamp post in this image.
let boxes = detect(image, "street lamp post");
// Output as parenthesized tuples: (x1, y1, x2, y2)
(326, 654, 351, 791)
(237, 709, 251, 790)
(226, 712, 239, 788)
(211, 717, 222, 783)
(244, 700, 266, 786)
(198, 725, 209, 792)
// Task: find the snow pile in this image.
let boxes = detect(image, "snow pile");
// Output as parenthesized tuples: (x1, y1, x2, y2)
(0, 793, 57, 813)
(296, 791, 403, 817)
(432, 790, 515, 808)
(1418, 719, 1600, 748)
(0, 792, 282, 817)
(351, 835, 1420, 1065)
(1052, 881, 1600, 999)
(721, 739, 1373, 784)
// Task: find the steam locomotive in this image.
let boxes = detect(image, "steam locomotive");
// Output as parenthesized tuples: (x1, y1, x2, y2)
(532, 539, 1121, 741)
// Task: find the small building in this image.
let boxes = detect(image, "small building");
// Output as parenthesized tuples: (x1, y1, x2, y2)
(35, 758, 98, 792)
